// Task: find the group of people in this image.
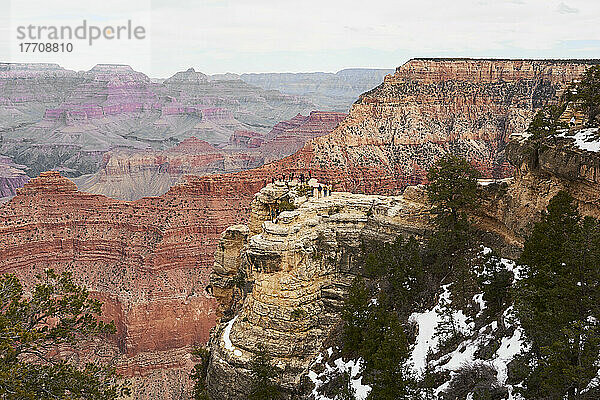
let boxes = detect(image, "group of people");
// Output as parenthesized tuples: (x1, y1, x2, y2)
(315, 183, 332, 198)
(270, 172, 311, 185)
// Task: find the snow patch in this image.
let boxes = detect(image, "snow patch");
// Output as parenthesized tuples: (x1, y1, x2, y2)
(222, 316, 243, 357)
(493, 326, 524, 385)
(308, 351, 371, 400)
(558, 128, 600, 152)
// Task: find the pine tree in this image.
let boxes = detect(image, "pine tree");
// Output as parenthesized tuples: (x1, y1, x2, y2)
(341, 277, 370, 354)
(420, 349, 437, 400)
(426, 155, 481, 232)
(361, 305, 415, 400)
(435, 294, 463, 351)
(476, 252, 514, 327)
(514, 191, 600, 398)
(0, 270, 129, 399)
(426, 156, 481, 306)
(248, 345, 283, 400)
(190, 347, 211, 400)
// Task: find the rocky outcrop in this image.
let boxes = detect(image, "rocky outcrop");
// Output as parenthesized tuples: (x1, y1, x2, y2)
(477, 130, 600, 247)
(229, 130, 265, 149)
(206, 181, 431, 398)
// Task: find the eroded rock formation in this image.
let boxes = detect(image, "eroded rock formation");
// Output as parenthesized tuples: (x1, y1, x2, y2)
(0, 155, 29, 200)
(74, 112, 345, 200)
(74, 137, 264, 200)
(206, 181, 431, 398)
(0, 63, 316, 183)
(477, 129, 600, 248)
(2, 59, 599, 399)
(257, 59, 598, 194)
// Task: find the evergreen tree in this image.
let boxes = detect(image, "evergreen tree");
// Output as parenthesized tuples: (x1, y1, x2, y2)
(363, 236, 426, 314)
(361, 304, 415, 400)
(0, 270, 129, 399)
(514, 191, 600, 398)
(190, 347, 211, 400)
(341, 277, 370, 354)
(426, 155, 481, 231)
(476, 252, 514, 327)
(435, 294, 463, 351)
(248, 345, 283, 400)
(426, 155, 481, 308)
(420, 349, 437, 400)
(341, 279, 416, 398)
(577, 66, 600, 126)
(316, 370, 356, 400)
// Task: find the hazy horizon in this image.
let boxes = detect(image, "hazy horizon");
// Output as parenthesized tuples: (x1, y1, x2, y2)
(2, 0, 599, 77)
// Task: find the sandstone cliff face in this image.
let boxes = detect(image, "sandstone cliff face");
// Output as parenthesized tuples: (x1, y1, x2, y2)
(477, 131, 600, 247)
(258, 111, 347, 163)
(261, 59, 597, 194)
(206, 182, 431, 398)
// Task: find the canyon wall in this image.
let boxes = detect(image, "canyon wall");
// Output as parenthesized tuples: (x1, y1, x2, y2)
(0, 63, 316, 193)
(0, 155, 29, 200)
(241, 68, 395, 112)
(74, 111, 345, 201)
(284, 59, 598, 194)
(477, 128, 600, 249)
(0, 171, 267, 398)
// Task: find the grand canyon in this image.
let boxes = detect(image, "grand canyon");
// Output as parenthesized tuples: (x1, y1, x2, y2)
(1, 56, 600, 400)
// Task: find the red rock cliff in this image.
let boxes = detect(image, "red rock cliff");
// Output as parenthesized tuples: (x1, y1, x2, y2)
(0, 171, 268, 397)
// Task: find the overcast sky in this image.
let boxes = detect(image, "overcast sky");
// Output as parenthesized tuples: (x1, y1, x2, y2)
(1, 0, 599, 77)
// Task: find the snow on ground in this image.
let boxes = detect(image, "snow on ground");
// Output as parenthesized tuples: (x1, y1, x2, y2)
(558, 128, 600, 152)
(409, 306, 442, 373)
(222, 315, 243, 357)
(409, 285, 474, 375)
(308, 348, 371, 400)
(493, 322, 524, 385)
(409, 249, 527, 398)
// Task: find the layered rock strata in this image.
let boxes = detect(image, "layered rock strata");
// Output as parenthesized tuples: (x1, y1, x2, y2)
(0, 155, 29, 199)
(0, 63, 316, 182)
(74, 111, 345, 201)
(254, 59, 598, 194)
(477, 130, 600, 248)
(206, 182, 431, 398)
(0, 171, 267, 398)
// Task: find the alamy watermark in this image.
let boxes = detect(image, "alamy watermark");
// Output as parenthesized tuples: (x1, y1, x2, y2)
(16, 20, 146, 53)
